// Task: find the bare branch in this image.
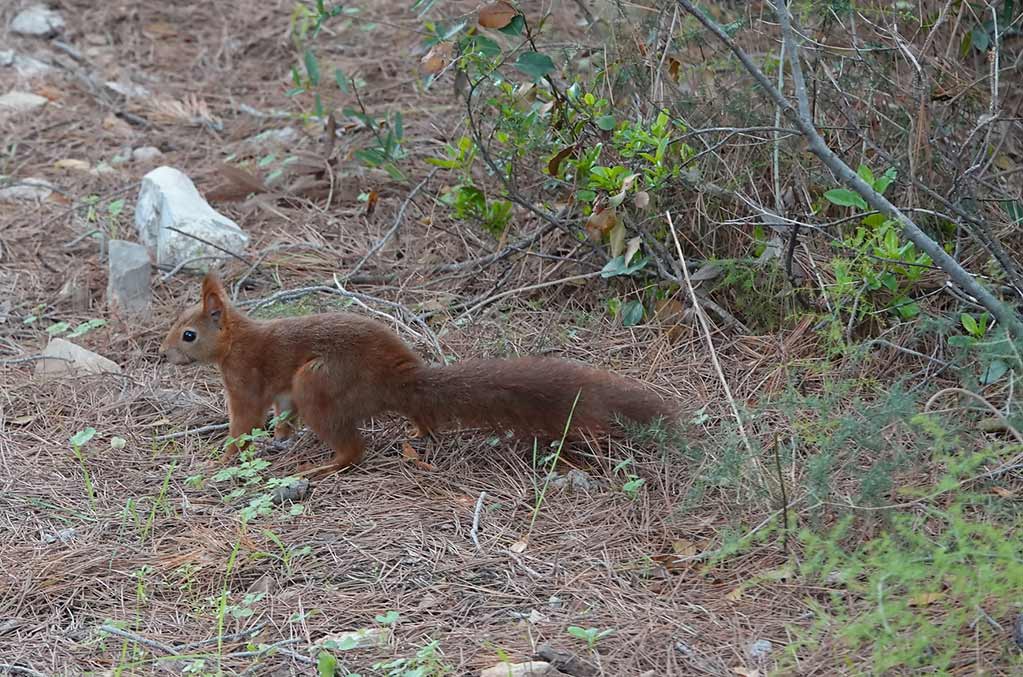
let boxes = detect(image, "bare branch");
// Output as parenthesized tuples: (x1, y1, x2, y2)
(675, 0, 1023, 339)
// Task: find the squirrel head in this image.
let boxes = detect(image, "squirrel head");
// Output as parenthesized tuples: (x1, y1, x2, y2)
(160, 273, 232, 366)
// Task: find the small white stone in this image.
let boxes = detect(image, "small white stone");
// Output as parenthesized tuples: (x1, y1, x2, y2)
(10, 4, 65, 38)
(748, 639, 773, 660)
(41, 527, 77, 544)
(35, 338, 122, 377)
(321, 627, 392, 650)
(131, 146, 164, 163)
(480, 662, 551, 677)
(107, 240, 152, 317)
(104, 80, 151, 99)
(0, 90, 49, 115)
(13, 54, 52, 78)
(246, 126, 299, 147)
(134, 166, 249, 271)
(0, 177, 53, 202)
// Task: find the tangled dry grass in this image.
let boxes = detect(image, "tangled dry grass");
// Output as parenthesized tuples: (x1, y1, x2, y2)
(1, 1, 1021, 676)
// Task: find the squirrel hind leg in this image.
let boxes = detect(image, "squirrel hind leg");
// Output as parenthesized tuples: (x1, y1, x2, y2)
(293, 410, 366, 478)
(292, 364, 366, 477)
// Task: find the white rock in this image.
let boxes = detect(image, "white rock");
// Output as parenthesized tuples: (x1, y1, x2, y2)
(104, 80, 151, 99)
(131, 146, 163, 163)
(134, 166, 249, 271)
(0, 90, 49, 115)
(107, 240, 152, 316)
(246, 126, 299, 147)
(10, 4, 65, 38)
(13, 54, 52, 78)
(748, 639, 773, 660)
(0, 51, 52, 77)
(40, 527, 77, 544)
(480, 662, 551, 677)
(0, 177, 53, 202)
(35, 338, 122, 377)
(321, 627, 392, 650)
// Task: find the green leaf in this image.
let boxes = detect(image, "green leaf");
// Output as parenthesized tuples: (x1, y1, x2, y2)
(862, 213, 887, 228)
(304, 48, 320, 86)
(514, 52, 556, 82)
(316, 651, 337, 677)
(323, 636, 361, 651)
(596, 115, 616, 131)
(622, 477, 645, 496)
(46, 321, 70, 336)
(874, 167, 897, 195)
(1002, 200, 1023, 225)
(971, 26, 990, 52)
(375, 610, 400, 625)
(959, 30, 973, 58)
(894, 298, 919, 319)
(334, 68, 350, 93)
(947, 335, 974, 349)
(67, 319, 107, 338)
(70, 427, 97, 448)
(606, 297, 622, 318)
(600, 255, 648, 278)
(622, 300, 644, 327)
(856, 164, 875, 185)
(824, 188, 868, 210)
(465, 34, 501, 59)
(107, 199, 125, 217)
(960, 313, 979, 336)
(499, 14, 525, 36)
(393, 111, 404, 141)
(981, 359, 1009, 385)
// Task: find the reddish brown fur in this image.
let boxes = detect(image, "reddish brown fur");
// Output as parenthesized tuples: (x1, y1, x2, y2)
(160, 274, 678, 476)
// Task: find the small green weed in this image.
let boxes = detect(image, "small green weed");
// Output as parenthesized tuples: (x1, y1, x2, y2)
(566, 626, 615, 651)
(790, 501, 1023, 674)
(372, 639, 451, 677)
(69, 427, 98, 511)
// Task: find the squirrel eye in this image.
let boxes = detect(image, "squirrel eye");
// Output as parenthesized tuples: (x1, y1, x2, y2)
(182, 330, 197, 342)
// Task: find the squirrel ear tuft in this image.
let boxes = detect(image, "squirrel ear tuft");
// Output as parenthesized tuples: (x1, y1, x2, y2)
(201, 273, 227, 323)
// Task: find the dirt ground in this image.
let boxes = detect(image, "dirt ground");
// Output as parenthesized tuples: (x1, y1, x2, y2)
(1, 1, 1001, 676)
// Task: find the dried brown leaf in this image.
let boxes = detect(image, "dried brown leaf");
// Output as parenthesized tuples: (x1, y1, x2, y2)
(421, 41, 454, 74)
(54, 159, 91, 173)
(624, 236, 642, 264)
(584, 205, 617, 242)
(609, 222, 626, 258)
(364, 189, 379, 216)
(479, 1, 517, 29)
(547, 145, 576, 177)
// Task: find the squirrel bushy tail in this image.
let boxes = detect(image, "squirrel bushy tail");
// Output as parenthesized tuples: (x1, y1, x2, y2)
(404, 356, 676, 440)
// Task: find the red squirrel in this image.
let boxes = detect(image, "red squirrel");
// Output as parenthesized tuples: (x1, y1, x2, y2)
(160, 273, 677, 476)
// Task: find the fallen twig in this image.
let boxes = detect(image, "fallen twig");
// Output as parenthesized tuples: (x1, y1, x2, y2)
(346, 168, 438, 280)
(469, 491, 487, 551)
(666, 210, 754, 456)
